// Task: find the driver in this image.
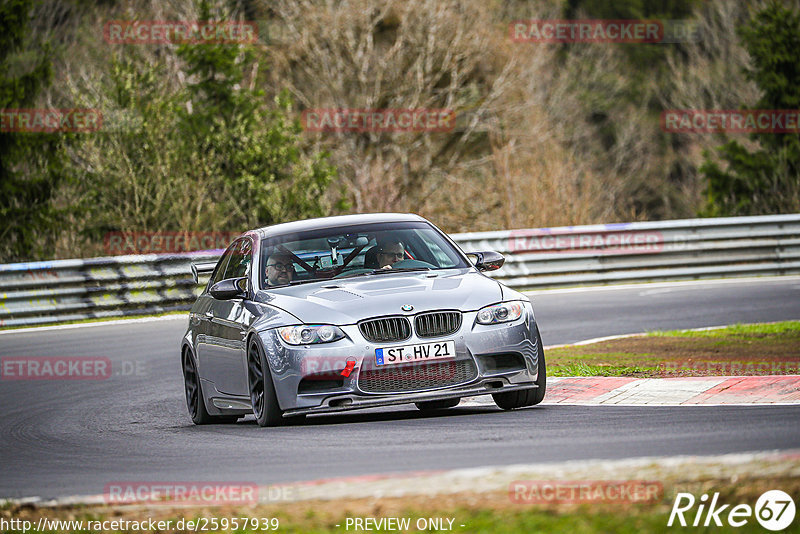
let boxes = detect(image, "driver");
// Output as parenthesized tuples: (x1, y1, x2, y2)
(265, 253, 294, 286)
(376, 240, 405, 269)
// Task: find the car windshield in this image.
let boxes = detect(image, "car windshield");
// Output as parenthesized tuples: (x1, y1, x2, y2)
(259, 221, 470, 289)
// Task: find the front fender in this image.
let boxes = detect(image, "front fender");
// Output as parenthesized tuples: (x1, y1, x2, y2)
(253, 329, 296, 410)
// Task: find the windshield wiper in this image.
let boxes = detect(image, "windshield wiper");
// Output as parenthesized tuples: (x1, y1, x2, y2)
(330, 267, 434, 281)
(265, 279, 327, 288)
(367, 267, 432, 275)
(288, 279, 328, 285)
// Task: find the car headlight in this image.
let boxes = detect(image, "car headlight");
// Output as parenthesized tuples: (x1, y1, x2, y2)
(476, 301, 525, 324)
(278, 325, 345, 345)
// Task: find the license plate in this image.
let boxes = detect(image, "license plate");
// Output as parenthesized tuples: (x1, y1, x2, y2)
(375, 340, 456, 366)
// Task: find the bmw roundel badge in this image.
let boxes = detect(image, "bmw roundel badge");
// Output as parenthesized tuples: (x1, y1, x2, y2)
(401, 304, 414, 312)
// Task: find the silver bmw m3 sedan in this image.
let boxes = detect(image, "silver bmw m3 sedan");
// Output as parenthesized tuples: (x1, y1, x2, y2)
(181, 213, 545, 426)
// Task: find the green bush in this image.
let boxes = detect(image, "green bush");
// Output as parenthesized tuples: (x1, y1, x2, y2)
(701, 1, 800, 216)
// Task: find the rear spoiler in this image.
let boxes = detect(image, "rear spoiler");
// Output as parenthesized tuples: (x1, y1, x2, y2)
(191, 261, 218, 284)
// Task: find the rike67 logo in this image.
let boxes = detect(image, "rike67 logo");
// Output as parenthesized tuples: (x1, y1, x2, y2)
(668, 490, 796, 531)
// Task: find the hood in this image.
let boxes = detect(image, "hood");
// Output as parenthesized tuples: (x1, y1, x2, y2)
(254, 268, 502, 325)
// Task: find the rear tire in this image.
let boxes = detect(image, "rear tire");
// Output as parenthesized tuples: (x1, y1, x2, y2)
(182, 349, 239, 425)
(493, 327, 546, 410)
(248, 338, 285, 427)
(415, 398, 461, 411)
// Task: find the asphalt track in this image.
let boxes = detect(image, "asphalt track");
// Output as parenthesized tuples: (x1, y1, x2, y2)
(1, 276, 799, 500)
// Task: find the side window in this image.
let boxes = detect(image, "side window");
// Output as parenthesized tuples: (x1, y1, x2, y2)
(223, 238, 252, 280)
(207, 246, 235, 289)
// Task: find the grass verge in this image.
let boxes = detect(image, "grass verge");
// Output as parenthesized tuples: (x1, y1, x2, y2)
(2, 475, 798, 533)
(548, 321, 800, 377)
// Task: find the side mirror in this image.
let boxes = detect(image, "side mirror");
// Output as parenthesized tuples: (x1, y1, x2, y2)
(210, 277, 248, 300)
(468, 251, 505, 272)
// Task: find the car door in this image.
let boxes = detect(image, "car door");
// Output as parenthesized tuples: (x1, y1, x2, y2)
(194, 245, 234, 382)
(199, 237, 256, 396)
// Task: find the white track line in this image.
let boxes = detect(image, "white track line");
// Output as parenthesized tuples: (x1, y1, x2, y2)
(0, 314, 187, 335)
(524, 275, 800, 295)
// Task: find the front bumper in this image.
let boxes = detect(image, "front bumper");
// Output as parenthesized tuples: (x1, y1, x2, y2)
(258, 301, 542, 413)
(282, 380, 538, 417)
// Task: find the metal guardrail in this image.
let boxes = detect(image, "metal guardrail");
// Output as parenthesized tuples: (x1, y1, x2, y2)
(455, 213, 800, 288)
(1, 214, 798, 327)
(0, 252, 220, 327)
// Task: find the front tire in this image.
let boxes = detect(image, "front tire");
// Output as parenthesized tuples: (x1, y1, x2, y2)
(493, 327, 546, 410)
(182, 349, 238, 425)
(248, 338, 284, 427)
